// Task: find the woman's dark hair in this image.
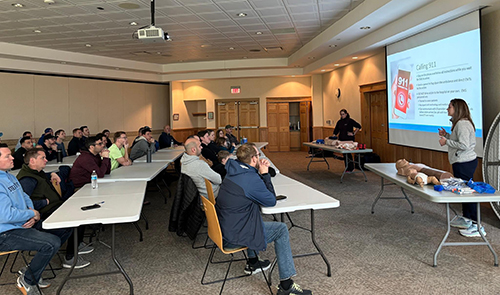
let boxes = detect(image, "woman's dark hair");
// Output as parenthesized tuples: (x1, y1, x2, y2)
(215, 137, 227, 147)
(449, 98, 475, 131)
(340, 109, 350, 119)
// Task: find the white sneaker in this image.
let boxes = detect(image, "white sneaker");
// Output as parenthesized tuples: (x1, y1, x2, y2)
(62, 256, 90, 269)
(459, 224, 486, 238)
(450, 216, 472, 229)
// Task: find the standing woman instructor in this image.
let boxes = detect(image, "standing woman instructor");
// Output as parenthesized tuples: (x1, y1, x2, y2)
(333, 109, 361, 172)
(438, 98, 483, 237)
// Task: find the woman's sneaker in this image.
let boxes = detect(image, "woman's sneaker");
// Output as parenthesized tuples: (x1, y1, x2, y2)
(450, 216, 472, 229)
(18, 267, 51, 288)
(459, 224, 486, 238)
(277, 283, 312, 295)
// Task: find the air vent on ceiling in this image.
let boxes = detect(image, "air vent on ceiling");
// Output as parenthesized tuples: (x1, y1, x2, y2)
(249, 49, 261, 52)
(264, 46, 283, 52)
(270, 28, 295, 35)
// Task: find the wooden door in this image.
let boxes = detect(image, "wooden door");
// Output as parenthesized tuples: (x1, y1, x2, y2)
(300, 101, 311, 152)
(369, 90, 392, 161)
(239, 101, 259, 142)
(267, 103, 279, 151)
(278, 103, 290, 151)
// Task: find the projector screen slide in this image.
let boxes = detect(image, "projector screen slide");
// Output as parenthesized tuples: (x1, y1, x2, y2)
(386, 11, 483, 156)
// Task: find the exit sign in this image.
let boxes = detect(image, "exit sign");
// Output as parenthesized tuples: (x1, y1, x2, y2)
(230, 86, 241, 94)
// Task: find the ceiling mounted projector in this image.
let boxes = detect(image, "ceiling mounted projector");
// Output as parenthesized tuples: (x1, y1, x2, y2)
(133, 0, 171, 43)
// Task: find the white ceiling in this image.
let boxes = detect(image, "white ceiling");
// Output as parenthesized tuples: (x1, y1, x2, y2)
(0, 0, 363, 63)
(0, 0, 498, 82)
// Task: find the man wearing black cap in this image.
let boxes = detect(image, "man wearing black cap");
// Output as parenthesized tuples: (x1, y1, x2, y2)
(225, 125, 239, 146)
(41, 134, 58, 161)
(37, 127, 53, 145)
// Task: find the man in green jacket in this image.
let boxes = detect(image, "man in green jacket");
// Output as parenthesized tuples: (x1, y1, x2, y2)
(17, 148, 92, 269)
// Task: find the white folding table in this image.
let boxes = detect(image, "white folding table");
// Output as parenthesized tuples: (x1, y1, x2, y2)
(366, 163, 500, 266)
(303, 142, 373, 182)
(261, 174, 340, 280)
(45, 155, 78, 167)
(43, 181, 148, 295)
(99, 162, 170, 183)
(133, 149, 184, 163)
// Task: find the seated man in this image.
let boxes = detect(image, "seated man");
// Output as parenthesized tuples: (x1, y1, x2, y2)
(15, 131, 32, 151)
(225, 125, 239, 146)
(69, 136, 111, 189)
(198, 130, 219, 166)
(17, 148, 91, 269)
(216, 143, 312, 295)
(54, 129, 67, 157)
(109, 131, 132, 171)
(180, 137, 222, 198)
(13, 136, 33, 170)
(212, 150, 230, 179)
(67, 128, 85, 156)
(0, 143, 72, 294)
(40, 134, 57, 161)
(80, 125, 90, 141)
(130, 127, 156, 161)
(158, 125, 182, 149)
(37, 127, 53, 146)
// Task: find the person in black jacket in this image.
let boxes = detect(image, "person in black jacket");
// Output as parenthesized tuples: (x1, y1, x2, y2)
(41, 134, 57, 161)
(197, 130, 219, 165)
(13, 136, 33, 170)
(158, 125, 182, 149)
(68, 128, 85, 156)
(333, 109, 361, 172)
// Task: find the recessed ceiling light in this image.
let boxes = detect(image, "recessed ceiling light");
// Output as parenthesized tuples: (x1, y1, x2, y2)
(352, 56, 358, 59)
(291, 75, 295, 77)
(242, 56, 248, 59)
(229, 47, 234, 50)
(321, 70, 326, 72)
(129, 21, 138, 26)
(187, 80, 192, 82)
(334, 64, 340, 66)
(256, 31, 263, 35)
(201, 44, 211, 48)
(12, 3, 24, 7)
(85, 44, 92, 47)
(237, 12, 247, 17)
(329, 44, 337, 48)
(308, 57, 315, 60)
(97, 6, 104, 10)
(61, 61, 66, 64)
(360, 26, 371, 30)
(33, 30, 41, 33)
(156, 52, 161, 55)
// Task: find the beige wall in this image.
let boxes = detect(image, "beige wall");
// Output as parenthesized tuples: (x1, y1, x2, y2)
(0, 72, 169, 140)
(322, 50, 386, 127)
(171, 76, 312, 129)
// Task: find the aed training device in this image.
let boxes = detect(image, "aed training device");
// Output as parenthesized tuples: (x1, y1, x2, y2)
(276, 195, 287, 201)
(81, 204, 101, 211)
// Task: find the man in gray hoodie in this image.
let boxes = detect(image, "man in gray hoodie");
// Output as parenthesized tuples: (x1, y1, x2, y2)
(180, 137, 222, 198)
(130, 127, 156, 161)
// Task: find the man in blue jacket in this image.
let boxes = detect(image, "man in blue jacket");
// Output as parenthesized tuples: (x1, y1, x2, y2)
(0, 144, 71, 294)
(216, 143, 312, 295)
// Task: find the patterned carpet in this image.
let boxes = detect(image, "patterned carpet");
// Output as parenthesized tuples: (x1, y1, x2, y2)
(1, 150, 500, 295)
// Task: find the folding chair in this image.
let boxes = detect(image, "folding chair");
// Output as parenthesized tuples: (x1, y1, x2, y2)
(200, 197, 273, 295)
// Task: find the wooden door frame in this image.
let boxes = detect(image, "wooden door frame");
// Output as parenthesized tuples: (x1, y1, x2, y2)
(360, 81, 386, 148)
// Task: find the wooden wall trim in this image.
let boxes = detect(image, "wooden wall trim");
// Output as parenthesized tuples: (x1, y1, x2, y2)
(266, 97, 311, 103)
(359, 81, 386, 93)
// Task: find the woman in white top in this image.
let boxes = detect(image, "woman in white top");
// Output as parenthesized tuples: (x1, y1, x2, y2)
(438, 98, 481, 237)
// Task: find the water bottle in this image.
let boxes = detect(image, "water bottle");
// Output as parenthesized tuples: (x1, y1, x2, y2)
(146, 146, 152, 163)
(56, 149, 63, 163)
(91, 170, 98, 189)
(170, 139, 174, 148)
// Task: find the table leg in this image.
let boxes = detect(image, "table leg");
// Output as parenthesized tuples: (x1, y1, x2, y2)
(371, 177, 414, 214)
(433, 203, 498, 267)
(357, 153, 368, 182)
(111, 225, 134, 294)
(306, 148, 329, 171)
(56, 225, 134, 295)
(433, 203, 451, 267)
(476, 203, 498, 266)
(310, 209, 331, 276)
(56, 228, 78, 295)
